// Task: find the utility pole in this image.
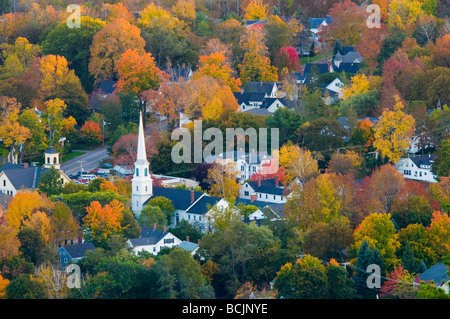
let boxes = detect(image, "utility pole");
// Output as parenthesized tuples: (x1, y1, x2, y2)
(78, 160, 85, 179)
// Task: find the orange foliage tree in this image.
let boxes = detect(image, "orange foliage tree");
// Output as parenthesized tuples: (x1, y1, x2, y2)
(80, 120, 103, 145)
(82, 200, 124, 248)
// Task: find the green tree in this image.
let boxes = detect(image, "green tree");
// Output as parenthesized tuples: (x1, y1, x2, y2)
(152, 248, 215, 299)
(353, 239, 376, 298)
(327, 262, 356, 299)
(138, 205, 166, 229)
(37, 166, 63, 197)
(121, 209, 141, 239)
(274, 255, 329, 299)
(169, 220, 202, 243)
(6, 274, 46, 299)
(17, 228, 43, 265)
(401, 242, 421, 275)
(433, 138, 450, 177)
(42, 16, 105, 93)
(146, 197, 175, 225)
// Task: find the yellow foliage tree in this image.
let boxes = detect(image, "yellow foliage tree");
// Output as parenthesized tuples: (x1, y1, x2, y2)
(277, 144, 319, 184)
(243, 0, 269, 20)
(23, 211, 52, 244)
(206, 163, 240, 200)
(0, 271, 10, 299)
(5, 191, 52, 229)
(373, 97, 416, 163)
(341, 74, 371, 100)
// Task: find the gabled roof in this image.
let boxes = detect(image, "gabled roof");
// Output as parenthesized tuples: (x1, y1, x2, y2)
(332, 62, 360, 74)
(0, 164, 43, 190)
(244, 108, 272, 116)
(186, 195, 221, 215)
(246, 178, 285, 196)
(144, 186, 204, 211)
(243, 81, 277, 95)
(233, 92, 266, 105)
(235, 198, 285, 216)
(62, 242, 95, 259)
(45, 146, 59, 154)
(130, 225, 169, 246)
(261, 97, 287, 109)
(178, 240, 199, 252)
(410, 154, 435, 168)
(417, 263, 449, 285)
(303, 63, 329, 75)
(98, 81, 117, 95)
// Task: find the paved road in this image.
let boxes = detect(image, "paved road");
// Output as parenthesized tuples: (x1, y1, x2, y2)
(61, 147, 109, 176)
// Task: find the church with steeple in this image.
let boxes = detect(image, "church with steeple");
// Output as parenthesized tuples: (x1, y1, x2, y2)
(131, 112, 153, 215)
(130, 112, 286, 232)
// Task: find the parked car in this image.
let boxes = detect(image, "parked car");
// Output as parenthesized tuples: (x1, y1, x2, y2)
(102, 163, 112, 168)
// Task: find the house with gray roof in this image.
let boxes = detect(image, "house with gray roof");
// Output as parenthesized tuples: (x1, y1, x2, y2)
(58, 242, 95, 268)
(239, 177, 286, 204)
(416, 263, 450, 294)
(128, 224, 182, 255)
(395, 154, 438, 183)
(0, 147, 71, 197)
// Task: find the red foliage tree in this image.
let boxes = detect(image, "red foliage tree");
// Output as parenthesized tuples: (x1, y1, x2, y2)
(274, 46, 300, 72)
(80, 121, 103, 144)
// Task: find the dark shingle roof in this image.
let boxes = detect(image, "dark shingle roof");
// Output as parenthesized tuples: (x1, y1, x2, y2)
(417, 263, 449, 285)
(130, 225, 168, 246)
(246, 178, 285, 196)
(332, 62, 360, 74)
(62, 242, 95, 259)
(303, 63, 329, 75)
(235, 198, 285, 215)
(45, 146, 59, 154)
(233, 92, 266, 105)
(261, 97, 287, 109)
(244, 108, 272, 116)
(243, 82, 277, 95)
(186, 195, 221, 215)
(410, 154, 435, 168)
(98, 81, 117, 94)
(144, 186, 204, 211)
(0, 164, 43, 190)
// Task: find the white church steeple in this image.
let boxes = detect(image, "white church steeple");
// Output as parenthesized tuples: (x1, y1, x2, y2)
(132, 112, 153, 216)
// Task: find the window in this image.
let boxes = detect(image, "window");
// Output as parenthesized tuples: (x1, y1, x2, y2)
(259, 194, 262, 198)
(281, 196, 284, 201)
(188, 215, 190, 220)
(145, 168, 148, 176)
(145, 186, 147, 192)
(199, 217, 202, 221)
(265, 194, 268, 199)
(253, 167, 256, 172)
(274, 195, 276, 200)
(153, 247, 156, 252)
(194, 215, 196, 220)
(53, 157, 57, 164)
(64, 258, 68, 263)
(164, 238, 175, 244)
(244, 191, 249, 196)
(136, 168, 139, 176)
(3, 180, 5, 187)
(136, 186, 139, 191)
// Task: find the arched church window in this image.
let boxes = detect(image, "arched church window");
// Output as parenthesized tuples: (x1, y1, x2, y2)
(136, 168, 139, 176)
(145, 168, 148, 176)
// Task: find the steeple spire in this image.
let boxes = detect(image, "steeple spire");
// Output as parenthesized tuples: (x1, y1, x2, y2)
(136, 111, 149, 165)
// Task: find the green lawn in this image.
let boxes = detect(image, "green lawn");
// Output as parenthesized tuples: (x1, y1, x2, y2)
(61, 151, 86, 163)
(299, 54, 327, 65)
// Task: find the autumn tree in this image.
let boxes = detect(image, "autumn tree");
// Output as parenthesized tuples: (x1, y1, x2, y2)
(82, 200, 124, 249)
(373, 97, 416, 163)
(0, 37, 41, 80)
(206, 163, 240, 200)
(341, 74, 371, 100)
(318, 0, 366, 46)
(238, 24, 278, 85)
(277, 144, 319, 184)
(42, 16, 105, 92)
(380, 265, 418, 299)
(243, 0, 269, 20)
(49, 202, 79, 247)
(89, 18, 146, 83)
(41, 98, 67, 147)
(80, 121, 103, 145)
(194, 52, 241, 92)
(37, 54, 89, 123)
(101, 2, 135, 22)
(115, 49, 163, 108)
(0, 96, 31, 158)
(142, 80, 185, 124)
(352, 213, 401, 270)
(328, 151, 362, 176)
(274, 47, 300, 73)
(0, 225, 21, 264)
(5, 191, 52, 229)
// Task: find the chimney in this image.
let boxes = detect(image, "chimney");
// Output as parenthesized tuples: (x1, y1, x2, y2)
(257, 177, 261, 187)
(198, 239, 201, 245)
(250, 194, 257, 203)
(153, 223, 157, 230)
(260, 80, 263, 86)
(327, 60, 331, 71)
(163, 225, 167, 233)
(186, 236, 190, 242)
(191, 190, 195, 202)
(254, 216, 257, 223)
(23, 163, 29, 168)
(275, 176, 279, 187)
